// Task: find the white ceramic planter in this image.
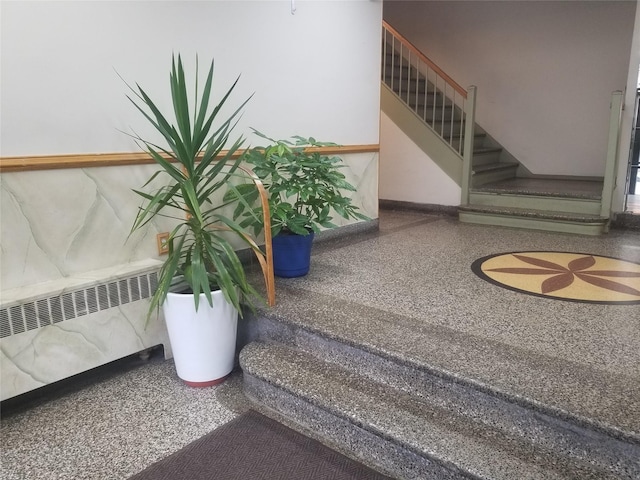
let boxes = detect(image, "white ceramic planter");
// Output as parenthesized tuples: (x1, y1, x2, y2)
(162, 290, 238, 387)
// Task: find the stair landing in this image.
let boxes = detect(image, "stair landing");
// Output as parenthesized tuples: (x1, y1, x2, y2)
(241, 210, 640, 479)
(462, 177, 609, 235)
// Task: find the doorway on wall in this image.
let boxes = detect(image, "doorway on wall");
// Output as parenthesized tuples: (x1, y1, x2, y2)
(625, 88, 640, 213)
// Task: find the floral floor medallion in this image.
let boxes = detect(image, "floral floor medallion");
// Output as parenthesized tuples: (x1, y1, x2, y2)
(471, 251, 640, 304)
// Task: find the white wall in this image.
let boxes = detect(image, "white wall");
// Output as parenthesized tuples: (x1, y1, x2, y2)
(1, 1, 382, 156)
(384, 1, 636, 177)
(379, 113, 460, 206)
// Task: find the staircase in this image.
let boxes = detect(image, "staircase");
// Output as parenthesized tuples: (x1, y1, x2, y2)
(381, 21, 615, 236)
(458, 178, 609, 236)
(238, 226, 640, 479)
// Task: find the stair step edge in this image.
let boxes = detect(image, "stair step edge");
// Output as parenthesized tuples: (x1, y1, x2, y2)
(241, 342, 629, 480)
(473, 147, 503, 155)
(471, 187, 602, 201)
(249, 302, 638, 446)
(472, 162, 518, 173)
(459, 205, 608, 222)
(249, 315, 640, 475)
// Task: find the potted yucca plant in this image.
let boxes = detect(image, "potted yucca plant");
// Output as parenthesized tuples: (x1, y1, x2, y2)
(228, 130, 368, 277)
(125, 55, 264, 387)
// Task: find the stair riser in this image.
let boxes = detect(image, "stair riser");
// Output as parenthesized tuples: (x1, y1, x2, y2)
(434, 125, 467, 138)
(243, 373, 471, 480)
(468, 192, 602, 215)
(390, 98, 461, 121)
(451, 135, 486, 150)
(392, 97, 468, 144)
(386, 84, 444, 102)
(422, 110, 463, 123)
(383, 73, 427, 87)
(383, 73, 440, 92)
(382, 65, 421, 79)
(472, 166, 519, 186)
(395, 99, 462, 122)
(472, 151, 502, 166)
(249, 316, 639, 476)
(458, 211, 609, 235)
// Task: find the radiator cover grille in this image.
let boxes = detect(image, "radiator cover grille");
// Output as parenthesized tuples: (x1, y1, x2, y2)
(0, 272, 158, 338)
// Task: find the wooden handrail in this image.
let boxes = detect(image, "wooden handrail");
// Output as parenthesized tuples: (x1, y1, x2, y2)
(0, 144, 379, 173)
(236, 165, 275, 307)
(179, 161, 276, 307)
(383, 20, 467, 99)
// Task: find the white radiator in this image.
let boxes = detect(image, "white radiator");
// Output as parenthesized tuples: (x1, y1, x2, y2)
(0, 260, 171, 401)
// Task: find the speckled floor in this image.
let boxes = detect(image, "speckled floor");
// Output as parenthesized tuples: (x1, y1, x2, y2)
(274, 210, 640, 439)
(0, 353, 251, 480)
(2, 210, 639, 479)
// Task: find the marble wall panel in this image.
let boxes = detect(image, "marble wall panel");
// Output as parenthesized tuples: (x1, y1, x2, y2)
(322, 152, 379, 229)
(338, 152, 379, 226)
(1, 153, 378, 292)
(1, 164, 177, 291)
(0, 297, 170, 401)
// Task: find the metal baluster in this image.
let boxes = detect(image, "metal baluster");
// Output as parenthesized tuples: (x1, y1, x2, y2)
(432, 76, 437, 131)
(440, 78, 445, 135)
(449, 90, 455, 148)
(414, 59, 419, 115)
(381, 28, 386, 86)
(423, 66, 428, 122)
(391, 33, 396, 93)
(460, 98, 466, 155)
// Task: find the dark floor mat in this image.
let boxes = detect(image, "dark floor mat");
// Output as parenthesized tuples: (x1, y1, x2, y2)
(129, 409, 393, 480)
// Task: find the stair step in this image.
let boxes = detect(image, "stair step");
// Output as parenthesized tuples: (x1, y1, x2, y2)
(240, 293, 640, 479)
(472, 161, 516, 173)
(468, 190, 602, 215)
(242, 342, 634, 480)
(385, 82, 443, 100)
(451, 133, 487, 150)
(472, 148, 503, 166)
(459, 204, 608, 221)
(389, 97, 465, 126)
(459, 204, 609, 235)
(433, 123, 467, 138)
(471, 162, 519, 186)
(472, 178, 603, 200)
(382, 66, 416, 80)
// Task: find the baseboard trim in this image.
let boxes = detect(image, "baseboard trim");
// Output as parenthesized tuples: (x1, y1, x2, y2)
(379, 199, 458, 217)
(611, 212, 640, 230)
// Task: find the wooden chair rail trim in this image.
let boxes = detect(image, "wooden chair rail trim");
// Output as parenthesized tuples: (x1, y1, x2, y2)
(0, 145, 379, 173)
(383, 20, 467, 99)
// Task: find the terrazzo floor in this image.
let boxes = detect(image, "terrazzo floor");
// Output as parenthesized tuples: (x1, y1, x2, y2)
(0, 352, 250, 480)
(300, 211, 640, 436)
(2, 210, 639, 479)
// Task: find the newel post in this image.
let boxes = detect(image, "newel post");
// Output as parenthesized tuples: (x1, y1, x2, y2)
(601, 90, 624, 219)
(461, 86, 477, 205)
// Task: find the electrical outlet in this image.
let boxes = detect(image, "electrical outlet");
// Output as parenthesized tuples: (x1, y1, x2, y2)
(157, 232, 170, 255)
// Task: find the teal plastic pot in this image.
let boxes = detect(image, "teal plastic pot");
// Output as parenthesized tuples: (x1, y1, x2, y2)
(272, 231, 315, 278)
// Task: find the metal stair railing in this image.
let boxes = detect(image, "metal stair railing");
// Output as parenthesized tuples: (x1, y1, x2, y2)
(382, 21, 476, 203)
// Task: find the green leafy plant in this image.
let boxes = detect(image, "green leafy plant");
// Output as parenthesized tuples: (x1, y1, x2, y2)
(124, 55, 264, 318)
(228, 129, 369, 237)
